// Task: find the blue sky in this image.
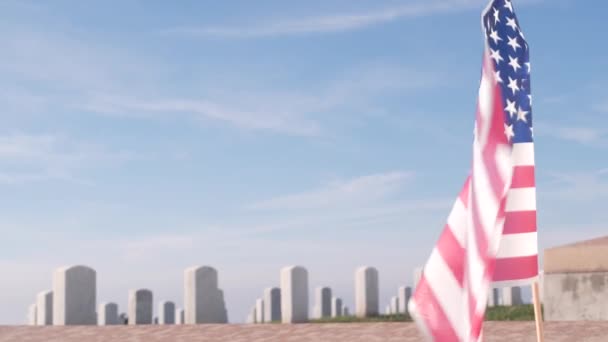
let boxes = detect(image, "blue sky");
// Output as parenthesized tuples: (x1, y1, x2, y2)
(1, 0, 607, 324)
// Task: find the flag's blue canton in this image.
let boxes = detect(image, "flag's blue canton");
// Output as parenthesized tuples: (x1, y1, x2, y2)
(483, 0, 533, 144)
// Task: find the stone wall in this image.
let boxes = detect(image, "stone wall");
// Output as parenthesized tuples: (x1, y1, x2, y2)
(544, 272, 608, 321)
(544, 236, 608, 321)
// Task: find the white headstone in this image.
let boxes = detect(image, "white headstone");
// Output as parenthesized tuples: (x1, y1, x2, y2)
(397, 286, 412, 314)
(255, 298, 264, 323)
(175, 308, 185, 325)
(184, 266, 228, 324)
(501, 286, 523, 306)
(385, 305, 391, 315)
(263, 287, 281, 323)
(487, 288, 500, 307)
(36, 290, 53, 325)
(343, 307, 349, 316)
(27, 303, 37, 325)
(501, 287, 510, 306)
(98, 302, 119, 325)
(331, 297, 342, 317)
(128, 289, 153, 325)
(512, 286, 523, 305)
(355, 266, 379, 317)
(313, 287, 331, 319)
(280, 265, 309, 323)
(390, 296, 399, 315)
(159, 301, 175, 324)
(53, 265, 96, 325)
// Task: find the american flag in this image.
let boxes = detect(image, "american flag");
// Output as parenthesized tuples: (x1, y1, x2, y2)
(408, 0, 536, 340)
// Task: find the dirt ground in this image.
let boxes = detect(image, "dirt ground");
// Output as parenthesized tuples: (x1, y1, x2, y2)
(1, 321, 607, 342)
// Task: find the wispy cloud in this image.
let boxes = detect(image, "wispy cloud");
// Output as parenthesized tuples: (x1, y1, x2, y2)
(164, 0, 545, 39)
(1, 21, 443, 137)
(164, 0, 486, 39)
(542, 168, 608, 201)
(249, 171, 414, 210)
(536, 122, 607, 146)
(0, 133, 137, 185)
(80, 64, 442, 137)
(234, 170, 456, 238)
(0, 30, 156, 95)
(82, 95, 322, 137)
(0, 27, 164, 125)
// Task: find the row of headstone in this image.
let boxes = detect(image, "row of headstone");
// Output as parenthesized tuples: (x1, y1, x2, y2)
(247, 266, 310, 323)
(248, 287, 282, 323)
(26, 266, 96, 326)
(313, 287, 346, 319)
(248, 267, 353, 324)
(98, 300, 185, 326)
(26, 265, 227, 325)
(487, 286, 524, 306)
(26, 263, 532, 326)
(383, 286, 412, 315)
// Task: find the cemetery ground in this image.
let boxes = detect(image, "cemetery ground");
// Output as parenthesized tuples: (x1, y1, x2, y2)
(2, 321, 608, 342)
(4, 307, 607, 341)
(310, 304, 537, 323)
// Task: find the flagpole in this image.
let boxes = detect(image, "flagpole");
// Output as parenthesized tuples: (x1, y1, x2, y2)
(531, 281, 545, 342)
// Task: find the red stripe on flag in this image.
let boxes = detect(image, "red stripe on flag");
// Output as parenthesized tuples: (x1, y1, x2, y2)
(503, 210, 537, 234)
(413, 277, 460, 341)
(459, 176, 471, 207)
(511, 165, 535, 188)
(492, 255, 539, 282)
(480, 79, 510, 200)
(437, 225, 465, 286)
(470, 309, 485, 340)
(466, 282, 479, 339)
(470, 189, 490, 264)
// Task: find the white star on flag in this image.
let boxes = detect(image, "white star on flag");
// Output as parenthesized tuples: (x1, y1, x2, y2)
(507, 36, 521, 52)
(508, 55, 521, 72)
(506, 17, 518, 30)
(507, 76, 519, 94)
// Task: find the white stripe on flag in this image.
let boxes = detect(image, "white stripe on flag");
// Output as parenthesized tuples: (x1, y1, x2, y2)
(496, 232, 538, 258)
(505, 188, 536, 212)
(511, 142, 535, 166)
(472, 141, 501, 237)
(447, 199, 467, 247)
(425, 248, 467, 340)
(495, 144, 514, 192)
